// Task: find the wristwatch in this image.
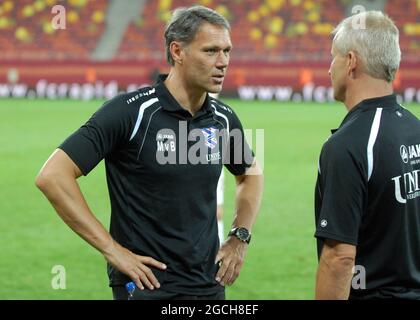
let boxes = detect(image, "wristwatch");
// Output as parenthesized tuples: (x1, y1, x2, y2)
(228, 227, 251, 244)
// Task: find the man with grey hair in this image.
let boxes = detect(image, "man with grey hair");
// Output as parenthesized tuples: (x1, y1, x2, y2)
(36, 5, 263, 300)
(314, 10, 420, 299)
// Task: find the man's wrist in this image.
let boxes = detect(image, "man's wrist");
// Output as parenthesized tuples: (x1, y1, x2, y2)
(100, 237, 118, 256)
(228, 227, 251, 244)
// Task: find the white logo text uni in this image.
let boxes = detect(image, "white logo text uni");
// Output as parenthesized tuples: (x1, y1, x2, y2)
(392, 169, 420, 204)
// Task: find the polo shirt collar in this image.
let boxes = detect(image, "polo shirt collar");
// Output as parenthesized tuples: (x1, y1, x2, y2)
(350, 94, 397, 113)
(332, 94, 397, 133)
(154, 74, 212, 116)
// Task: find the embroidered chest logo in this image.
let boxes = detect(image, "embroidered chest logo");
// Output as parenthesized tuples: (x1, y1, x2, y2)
(201, 127, 218, 149)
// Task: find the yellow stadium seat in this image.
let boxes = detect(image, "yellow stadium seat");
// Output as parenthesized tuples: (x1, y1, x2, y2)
(42, 21, 55, 35)
(0, 17, 11, 29)
(158, 0, 172, 11)
(92, 10, 105, 24)
(15, 27, 32, 43)
(22, 5, 35, 18)
(199, 0, 213, 6)
(247, 11, 259, 23)
(264, 34, 277, 49)
(215, 5, 231, 20)
(313, 23, 334, 35)
(258, 5, 270, 17)
(67, 10, 80, 24)
(250, 28, 262, 41)
(34, 0, 46, 12)
(404, 23, 420, 35)
(3, 1, 13, 12)
(69, 0, 87, 8)
(266, 0, 285, 11)
(268, 17, 284, 34)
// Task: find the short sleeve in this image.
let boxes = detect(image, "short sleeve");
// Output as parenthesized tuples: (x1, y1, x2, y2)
(223, 110, 254, 176)
(315, 141, 367, 245)
(59, 94, 133, 175)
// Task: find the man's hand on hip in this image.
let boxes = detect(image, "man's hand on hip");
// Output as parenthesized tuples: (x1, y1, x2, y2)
(103, 240, 167, 290)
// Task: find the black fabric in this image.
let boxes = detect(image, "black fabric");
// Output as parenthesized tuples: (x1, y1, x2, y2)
(315, 94, 420, 299)
(59, 75, 253, 295)
(112, 285, 225, 300)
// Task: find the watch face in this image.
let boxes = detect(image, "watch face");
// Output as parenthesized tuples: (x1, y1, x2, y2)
(237, 227, 249, 240)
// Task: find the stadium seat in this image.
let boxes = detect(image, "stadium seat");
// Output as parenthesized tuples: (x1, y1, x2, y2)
(0, 0, 418, 63)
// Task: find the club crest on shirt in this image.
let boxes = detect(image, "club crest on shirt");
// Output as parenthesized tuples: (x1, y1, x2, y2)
(201, 127, 218, 149)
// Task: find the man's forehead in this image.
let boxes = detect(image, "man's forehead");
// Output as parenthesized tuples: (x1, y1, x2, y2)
(193, 23, 231, 45)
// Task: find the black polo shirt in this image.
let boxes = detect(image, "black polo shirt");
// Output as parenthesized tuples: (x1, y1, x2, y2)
(315, 94, 420, 299)
(59, 75, 253, 295)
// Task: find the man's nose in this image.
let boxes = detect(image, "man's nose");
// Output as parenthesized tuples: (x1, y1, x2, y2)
(216, 52, 229, 69)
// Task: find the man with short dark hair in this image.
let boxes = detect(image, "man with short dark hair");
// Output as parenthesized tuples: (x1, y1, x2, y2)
(36, 6, 263, 300)
(315, 11, 420, 299)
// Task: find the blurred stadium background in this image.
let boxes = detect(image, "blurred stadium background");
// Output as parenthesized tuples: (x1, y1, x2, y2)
(0, 0, 419, 299)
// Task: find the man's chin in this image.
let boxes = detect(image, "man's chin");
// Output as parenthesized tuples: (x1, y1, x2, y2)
(333, 89, 345, 103)
(334, 94, 343, 102)
(207, 86, 223, 94)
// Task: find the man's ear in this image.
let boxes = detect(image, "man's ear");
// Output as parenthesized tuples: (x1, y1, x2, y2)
(170, 41, 184, 65)
(347, 51, 358, 78)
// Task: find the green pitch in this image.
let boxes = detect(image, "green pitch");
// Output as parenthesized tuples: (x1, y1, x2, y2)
(0, 98, 418, 300)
